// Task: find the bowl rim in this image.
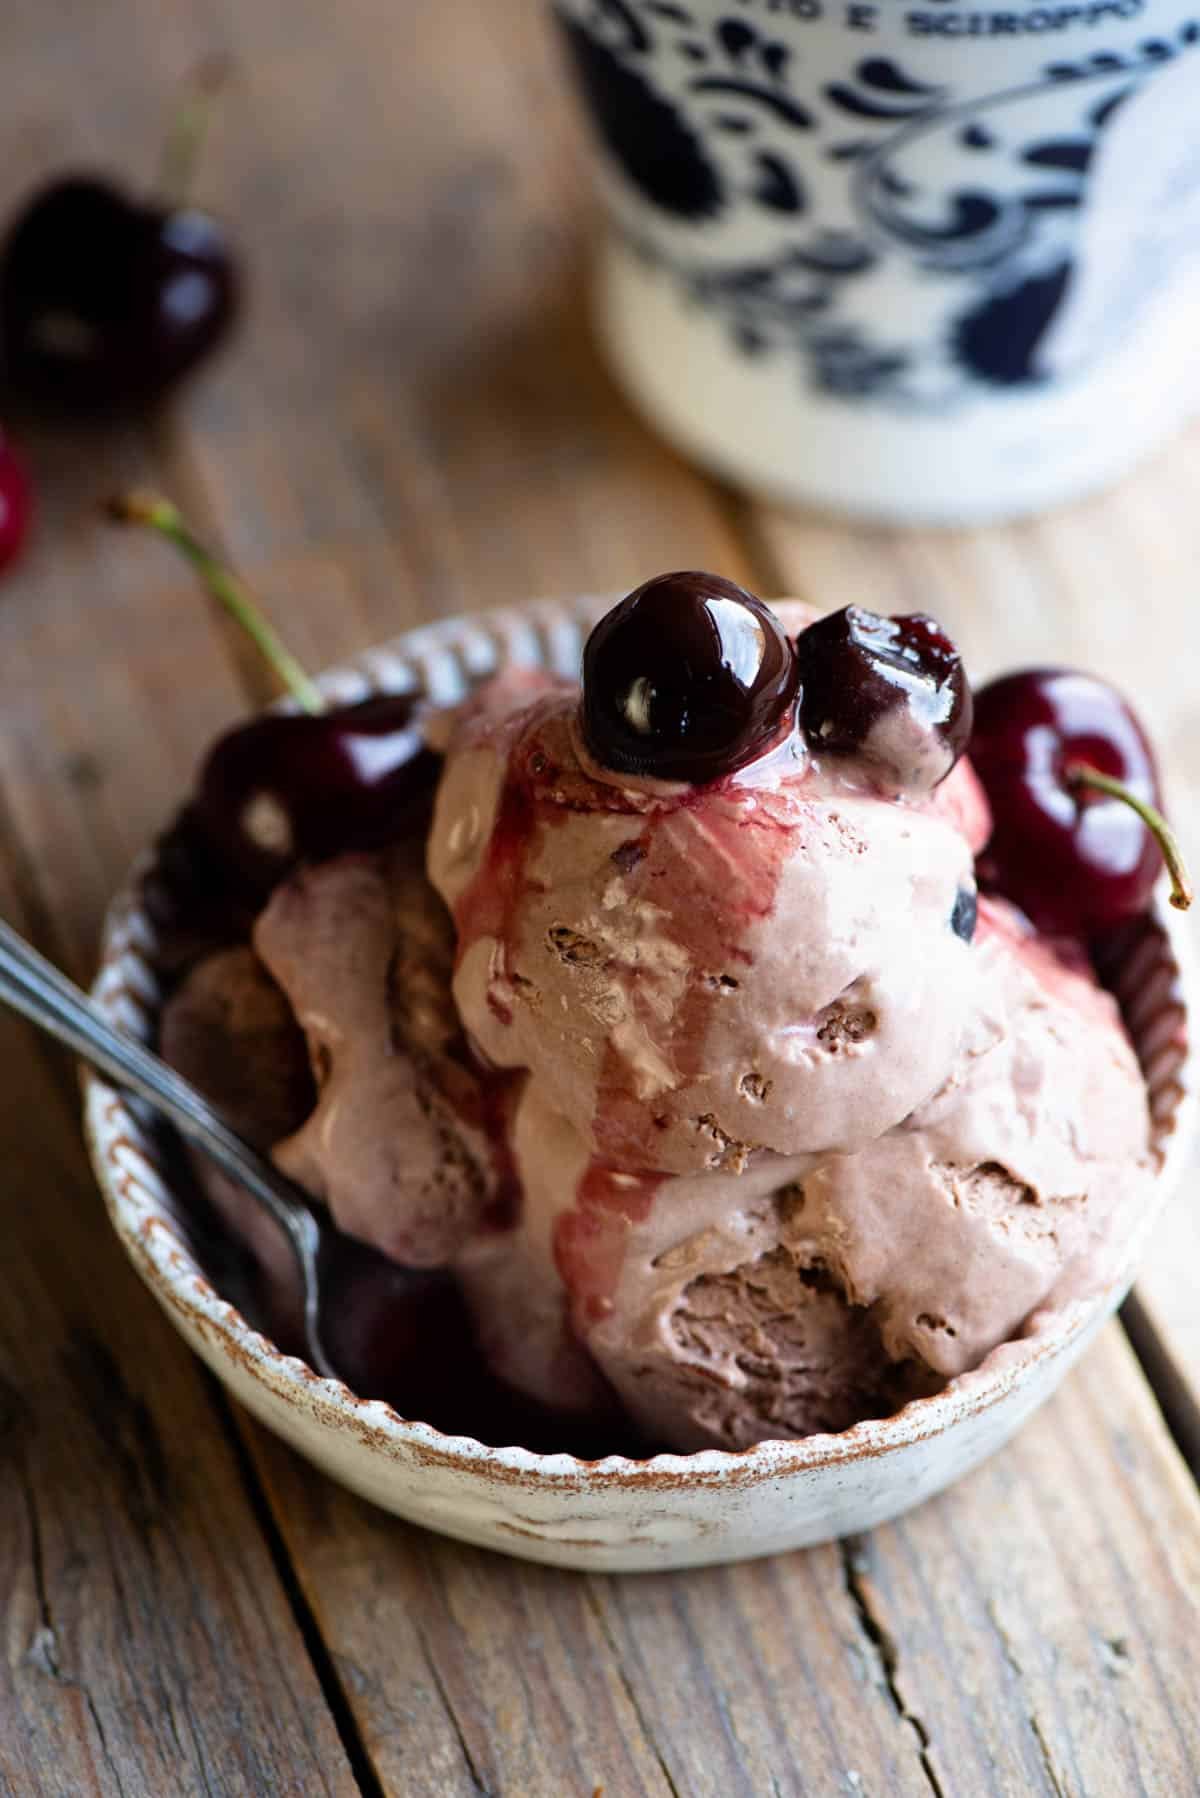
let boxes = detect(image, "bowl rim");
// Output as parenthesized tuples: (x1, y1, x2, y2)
(83, 594, 1200, 1490)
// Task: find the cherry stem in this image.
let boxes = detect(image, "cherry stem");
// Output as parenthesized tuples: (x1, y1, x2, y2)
(157, 55, 232, 208)
(108, 491, 325, 716)
(1067, 763, 1193, 913)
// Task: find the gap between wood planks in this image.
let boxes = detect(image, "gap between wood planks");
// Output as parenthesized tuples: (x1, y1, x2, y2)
(203, 1373, 391, 1798)
(1121, 1296, 1200, 1482)
(838, 1538, 944, 1798)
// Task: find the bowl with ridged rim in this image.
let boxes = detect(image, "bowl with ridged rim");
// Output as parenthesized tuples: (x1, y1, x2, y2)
(83, 595, 1197, 1572)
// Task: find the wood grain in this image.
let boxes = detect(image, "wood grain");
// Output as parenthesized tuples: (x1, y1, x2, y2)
(0, 19, 369, 1792)
(249, 1431, 679, 1798)
(0, 0, 1197, 1793)
(246, 1419, 933, 1798)
(837, 1326, 1200, 1798)
(242, 1325, 1200, 1798)
(0, 886, 356, 1797)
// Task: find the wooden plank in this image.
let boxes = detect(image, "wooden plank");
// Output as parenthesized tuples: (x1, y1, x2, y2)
(247, 1419, 934, 1798)
(244, 1327, 1200, 1798)
(755, 436, 1200, 1457)
(0, 886, 357, 1798)
(584, 1324, 1200, 1798)
(145, 0, 740, 667)
(835, 1323, 1200, 1798)
(584, 1538, 936, 1798)
(0, 13, 371, 1790)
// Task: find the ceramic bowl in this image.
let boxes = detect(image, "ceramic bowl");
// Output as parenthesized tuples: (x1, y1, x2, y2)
(85, 596, 1196, 1573)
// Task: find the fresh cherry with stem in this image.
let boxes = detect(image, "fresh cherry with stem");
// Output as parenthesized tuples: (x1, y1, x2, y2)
(109, 491, 441, 897)
(0, 59, 239, 413)
(971, 668, 1191, 936)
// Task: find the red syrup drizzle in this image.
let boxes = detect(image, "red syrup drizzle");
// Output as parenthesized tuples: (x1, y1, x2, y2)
(583, 779, 802, 1166)
(553, 1163, 664, 1327)
(443, 718, 569, 1234)
(452, 758, 536, 1014)
(544, 771, 805, 1328)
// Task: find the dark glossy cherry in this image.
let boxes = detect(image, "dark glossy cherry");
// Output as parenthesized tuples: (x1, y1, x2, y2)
(194, 694, 442, 894)
(142, 803, 262, 976)
(795, 606, 972, 795)
(580, 571, 799, 782)
(0, 435, 31, 571)
(971, 669, 1166, 935)
(0, 175, 238, 412)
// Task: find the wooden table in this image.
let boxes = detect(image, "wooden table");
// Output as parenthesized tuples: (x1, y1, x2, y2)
(2, 5, 1199, 1793)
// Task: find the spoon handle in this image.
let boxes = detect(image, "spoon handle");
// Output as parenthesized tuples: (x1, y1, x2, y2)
(0, 916, 323, 1274)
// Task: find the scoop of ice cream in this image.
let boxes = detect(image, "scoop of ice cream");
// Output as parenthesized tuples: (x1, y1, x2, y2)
(808, 896, 1155, 1380)
(459, 1079, 937, 1451)
(253, 844, 494, 1266)
(428, 652, 985, 1176)
(588, 911, 1151, 1444)
(159, 945, 315, 1324)
(453, 890, 1152, 1451)
(160, 944, 315, 1144)
(602, 1241, 942, 1452)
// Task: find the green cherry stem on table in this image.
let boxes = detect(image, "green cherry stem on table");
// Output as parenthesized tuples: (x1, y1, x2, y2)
(156, 55, 234, 208)
(1067, 762, 1194, 912)
(107, 491, 326, 716)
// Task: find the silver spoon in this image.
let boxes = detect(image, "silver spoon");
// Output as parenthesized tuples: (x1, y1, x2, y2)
(0, 914, 340, 1379)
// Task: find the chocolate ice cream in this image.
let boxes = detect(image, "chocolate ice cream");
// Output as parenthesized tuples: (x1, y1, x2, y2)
(158, 584, 1159, 1453)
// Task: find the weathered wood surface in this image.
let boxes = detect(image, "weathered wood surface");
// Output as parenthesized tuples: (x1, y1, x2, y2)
(0, 884, 357, 1798)
(237, 1323, 1200, 1798)
(0, 0, 1197, 1794)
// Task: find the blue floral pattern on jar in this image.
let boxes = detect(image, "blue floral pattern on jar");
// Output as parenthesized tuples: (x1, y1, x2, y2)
(553, 0, 1200, 407)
